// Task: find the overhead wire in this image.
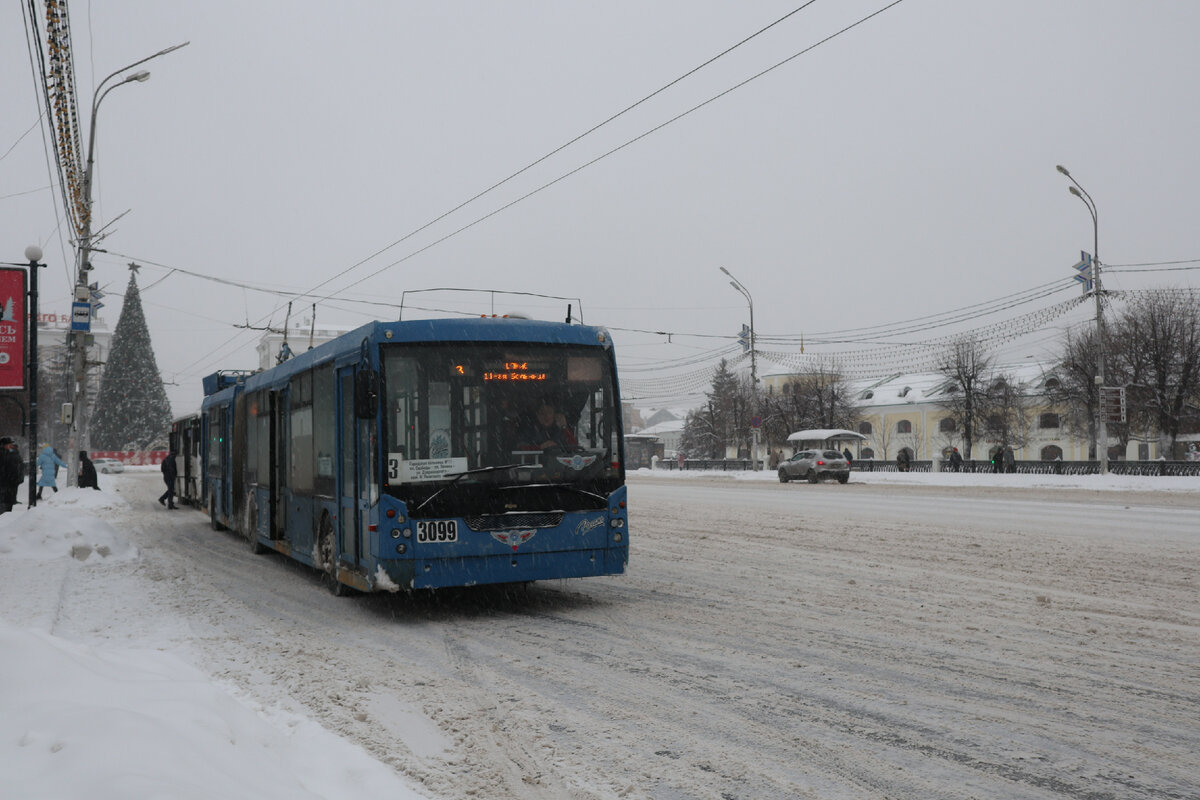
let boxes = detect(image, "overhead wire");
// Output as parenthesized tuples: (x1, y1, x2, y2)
(170, 1, 906, 378)
(314, 0, 910, 309)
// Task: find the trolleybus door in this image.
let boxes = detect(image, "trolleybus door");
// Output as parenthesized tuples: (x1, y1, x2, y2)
(338, 369, 361, 568)
(269, 390, 286, 540)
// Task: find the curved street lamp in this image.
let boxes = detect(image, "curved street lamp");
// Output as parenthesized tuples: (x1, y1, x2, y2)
(68, 42, 188, 485)
(1056, 164, 1108, 475)
(719, 266, 760, 469)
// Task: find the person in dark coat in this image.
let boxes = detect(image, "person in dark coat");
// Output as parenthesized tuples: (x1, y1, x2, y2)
(0, 437, 23, 513)
(78, 451, 100, 490)
(896, 449, 911, 472)
(159, 451, 178, 509)
(948, 447, 963, 472)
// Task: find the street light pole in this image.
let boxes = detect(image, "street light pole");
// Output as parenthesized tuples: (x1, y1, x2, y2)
(719, 266, 760, 469)
(1056, 164, 1108, 475)
(69, 42, 188, 485)
(24, 246, 43, 508)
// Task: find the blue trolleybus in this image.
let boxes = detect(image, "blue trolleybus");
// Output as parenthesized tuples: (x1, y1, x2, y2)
(199, 317, 628, 593)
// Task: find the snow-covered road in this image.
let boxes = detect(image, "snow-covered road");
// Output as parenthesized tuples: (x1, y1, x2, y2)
(5, 470, 1198, 799)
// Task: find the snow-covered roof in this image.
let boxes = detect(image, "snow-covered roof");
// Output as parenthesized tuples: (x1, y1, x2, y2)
(787, 428, 867, 443)
(640, 419, 686, 436)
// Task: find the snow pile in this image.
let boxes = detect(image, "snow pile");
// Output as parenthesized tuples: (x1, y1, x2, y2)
(0, 485, 430, 800)
(0, 487, 137, 562)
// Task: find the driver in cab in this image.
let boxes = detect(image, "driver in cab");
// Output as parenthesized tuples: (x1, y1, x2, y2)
(517, 401, 577, 451)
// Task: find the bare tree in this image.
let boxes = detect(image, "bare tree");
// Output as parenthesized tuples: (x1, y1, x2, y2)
(761, 362, 859, 449)
(980, 372, 1033, 452)
(1047, 326, 1103, 460)
(1108, 289, 1200, 455)
(934, 336, 993, 459)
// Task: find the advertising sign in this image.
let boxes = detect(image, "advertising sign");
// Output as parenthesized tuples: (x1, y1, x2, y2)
(0, 268, 26, 390)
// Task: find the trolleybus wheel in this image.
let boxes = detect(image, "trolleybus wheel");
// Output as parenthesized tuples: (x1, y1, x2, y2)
(317, 513, 350, 596)
(245, 501, 267, 555)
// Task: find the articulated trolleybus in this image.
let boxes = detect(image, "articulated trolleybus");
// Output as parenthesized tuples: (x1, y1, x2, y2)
(200, 317, 628, 593)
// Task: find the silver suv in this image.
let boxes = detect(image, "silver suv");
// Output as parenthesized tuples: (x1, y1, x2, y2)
(778, 449, 850, 484)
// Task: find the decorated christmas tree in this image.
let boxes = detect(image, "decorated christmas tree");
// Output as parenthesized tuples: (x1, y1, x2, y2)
(89, 266, 174, 450)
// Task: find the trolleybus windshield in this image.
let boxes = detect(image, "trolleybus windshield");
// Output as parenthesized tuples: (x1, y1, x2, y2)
(381, 343, 621, 512)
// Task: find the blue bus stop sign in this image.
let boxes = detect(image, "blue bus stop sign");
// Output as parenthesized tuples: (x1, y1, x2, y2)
(71, 301, 92, 332)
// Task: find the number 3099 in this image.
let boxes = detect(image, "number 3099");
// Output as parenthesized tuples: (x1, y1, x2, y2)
(416, 520, 458, 543)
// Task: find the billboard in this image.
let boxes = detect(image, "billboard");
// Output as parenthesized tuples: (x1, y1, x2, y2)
(0, 268, 26, 390)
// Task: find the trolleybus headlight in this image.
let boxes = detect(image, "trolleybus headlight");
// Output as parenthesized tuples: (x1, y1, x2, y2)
(609, 518, 625, 528)
(390, 528, 403, 539)
(613, 533, 623, 543)
(396, 543, 407, 554)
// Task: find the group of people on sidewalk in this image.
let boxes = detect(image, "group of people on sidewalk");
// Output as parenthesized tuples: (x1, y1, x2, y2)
(0, 441, 177, 513)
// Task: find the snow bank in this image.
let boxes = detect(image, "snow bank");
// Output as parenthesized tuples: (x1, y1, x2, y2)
(0, 486, 431, 800)
(0, 487, 137, 562)
(634, 466, 1200, 492)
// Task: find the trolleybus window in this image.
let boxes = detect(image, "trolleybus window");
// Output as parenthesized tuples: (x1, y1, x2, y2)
(381, 344, 619, 500)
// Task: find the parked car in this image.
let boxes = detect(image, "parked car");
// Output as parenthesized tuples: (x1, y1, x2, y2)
(778, 449, 849, 484)
(93, 457, 125, 474)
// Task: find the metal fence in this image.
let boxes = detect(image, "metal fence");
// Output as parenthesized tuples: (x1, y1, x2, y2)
(656, 459, 1200, 477)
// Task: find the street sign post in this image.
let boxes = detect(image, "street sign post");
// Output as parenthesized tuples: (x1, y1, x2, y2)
(1099, 386, 1126, 424)
(71, 301, 92, 332)
(1072, 250, 1094, 294)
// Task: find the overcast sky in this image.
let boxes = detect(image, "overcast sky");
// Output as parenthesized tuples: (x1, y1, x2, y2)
(3, 1, 1198, 415)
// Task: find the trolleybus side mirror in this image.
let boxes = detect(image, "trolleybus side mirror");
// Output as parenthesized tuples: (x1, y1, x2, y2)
(354, 370, 378, 418)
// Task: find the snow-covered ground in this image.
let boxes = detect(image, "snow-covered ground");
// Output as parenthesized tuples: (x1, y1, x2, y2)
(0, 480, 431, 800)
(637, 463, 1200, 493)
(2, 467, 1197, 799)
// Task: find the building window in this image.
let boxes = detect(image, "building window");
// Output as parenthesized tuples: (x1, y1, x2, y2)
(939, 417, 957, 433)
(896, 419, 912, 434)
(1041, 444, 1063, 461)
(858, 421, 873, 435)
(1039, 412, 1060, 429)
(861, 447, 875, 459)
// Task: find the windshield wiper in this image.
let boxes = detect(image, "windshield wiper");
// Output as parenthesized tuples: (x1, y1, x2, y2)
(502, 482, 607, 504)
(415, 463, 522, 513)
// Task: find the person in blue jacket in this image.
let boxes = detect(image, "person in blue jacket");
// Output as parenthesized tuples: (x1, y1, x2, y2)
(36, 444, 68, 500)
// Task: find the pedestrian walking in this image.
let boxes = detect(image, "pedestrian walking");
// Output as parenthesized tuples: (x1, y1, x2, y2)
(948, 447, 963, 472)
(78, 451, 100, 490)
(1003, 445, 1016, 474)
(159, 450, 178, 509)
(36, 444, 67, 499)
(0, 437, 23, 513)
